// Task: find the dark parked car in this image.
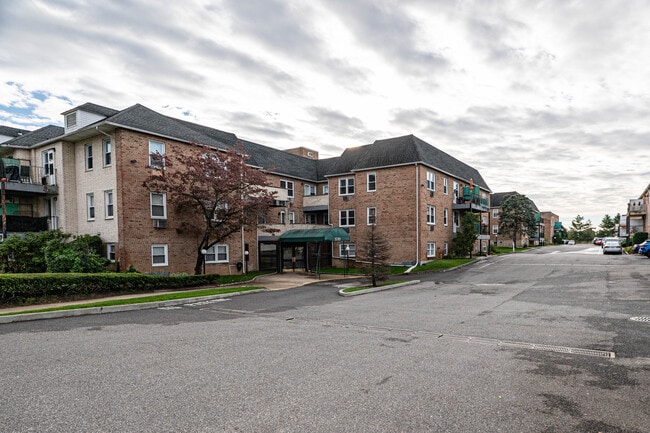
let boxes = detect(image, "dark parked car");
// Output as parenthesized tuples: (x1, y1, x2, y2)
(639, 241, 650, 258)
(634, 240, 648, 254)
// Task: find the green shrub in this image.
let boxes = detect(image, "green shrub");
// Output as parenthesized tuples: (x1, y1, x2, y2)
(632, 232, 648, 245)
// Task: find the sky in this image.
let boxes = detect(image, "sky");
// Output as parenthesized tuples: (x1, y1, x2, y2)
(1, 0, 649, 230)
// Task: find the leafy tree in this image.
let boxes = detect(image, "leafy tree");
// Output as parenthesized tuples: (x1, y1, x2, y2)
(498, 193, 537, 249)
(569, 214, 594, 242)
(452, 212, 478, 258)
(357, 223, 390, 287)
(596, 214, 616, 237)
(143, 143, 274, 275)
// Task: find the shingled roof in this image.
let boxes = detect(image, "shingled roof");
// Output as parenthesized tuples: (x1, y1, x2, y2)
(491, 191, 539, 212)
(1, 125, 64, 148)
(326, 134, 490, 191)
(0, 125, 31, 139)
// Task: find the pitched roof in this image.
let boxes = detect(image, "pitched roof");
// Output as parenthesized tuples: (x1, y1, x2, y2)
(1, 125, 64, 148)
(0, 125, 31, 139)
(491, 191, 539, 212)
(63, 102, 120, 117)
(326, 134, 491, 191)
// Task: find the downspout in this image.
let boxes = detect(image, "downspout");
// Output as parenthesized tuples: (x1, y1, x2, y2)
(415, 163, 419, 266)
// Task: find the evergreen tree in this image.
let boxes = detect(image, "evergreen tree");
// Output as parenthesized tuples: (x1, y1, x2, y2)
(452, 212, 479, 257)
(569, 215, 594, 242)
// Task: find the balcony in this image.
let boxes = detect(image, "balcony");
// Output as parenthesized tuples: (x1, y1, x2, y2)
(303, 194, 328, 211)
(628, 204, 646, 216)
(452, 196, 489, 213)
(1, 158, 58, 195)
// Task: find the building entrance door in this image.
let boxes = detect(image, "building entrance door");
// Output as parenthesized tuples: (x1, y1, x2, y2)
(282, 245, 305, 271)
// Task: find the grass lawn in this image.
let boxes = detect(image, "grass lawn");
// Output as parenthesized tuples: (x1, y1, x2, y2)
(0, 286, 263, 316)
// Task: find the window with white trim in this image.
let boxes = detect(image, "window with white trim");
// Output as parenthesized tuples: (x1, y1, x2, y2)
(443, 208, 448, 226)
(339, 177, 354, 195)
(150, 192, 167, 219)
(367, 173, 376, 192)
(426, 171, 435, 190)
(427, 242, 436, 258)
(323, 184, 329, 195)
(492, 225, 499, 235)
(339, 209, 355, 227)
(367, 207, 376, 225)
(443, 178, 448, 194)
(152, 244, 168, 266)
(205, 244, 229, 263)
(65, 112, 77, 128)
(103, 139, 112, 167)
(87, 193, 95, 220)
(340, 243, 356, 257)
(427, 205, 435, 225)
(107, 243, 116, 262)
(85, 144, 93, 170)
(280, 179, 294, 198)
(304, 184, 316, 196)
(280, 211, 286, 224)
(149, 140, 165, 168)
(105, 190, 114, 219)
(444, 242, 449, 256)
(289, 211, 295, 224)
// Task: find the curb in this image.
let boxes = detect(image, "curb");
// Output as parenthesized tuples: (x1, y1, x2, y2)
(338, 280, 421, 297)
(0, 289, 268, 324)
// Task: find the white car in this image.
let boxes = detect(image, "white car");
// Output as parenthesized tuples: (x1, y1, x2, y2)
(602, 239, 623, 255)
(567, 240, 575, 245)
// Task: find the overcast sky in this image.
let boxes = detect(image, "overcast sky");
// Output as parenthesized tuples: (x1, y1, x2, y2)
(2, 0, 649, 230)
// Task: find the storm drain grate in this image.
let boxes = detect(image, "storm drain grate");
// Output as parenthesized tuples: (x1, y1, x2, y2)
(439, 334, 616, 358)
(630, 316, 650, 323)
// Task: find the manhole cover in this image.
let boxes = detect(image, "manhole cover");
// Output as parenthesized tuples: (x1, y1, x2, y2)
(630, 316, 650, 323)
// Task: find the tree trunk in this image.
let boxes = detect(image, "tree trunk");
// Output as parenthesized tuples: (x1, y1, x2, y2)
(194, 253, 204, 275)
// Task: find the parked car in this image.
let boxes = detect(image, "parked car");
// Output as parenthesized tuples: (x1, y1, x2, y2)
(635, 240, 648, 254)
(602, 239, 623, 255)
(593, 237, 603, 245)
(567, 240, 575, 245)
(600, 237, 619, 248)
(639, 241, 650, 258)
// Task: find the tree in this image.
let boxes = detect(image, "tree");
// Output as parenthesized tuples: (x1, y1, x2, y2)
(143, 143, 274, 274)
(452, 212, 479, 257)
(597, 214, 616, 237)
(357, 222, 390, 287)
(498, 193, 538, 250)
(569, 214, 594, 243)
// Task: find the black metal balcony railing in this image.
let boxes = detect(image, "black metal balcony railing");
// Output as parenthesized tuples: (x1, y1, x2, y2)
(3, 216, 49, 232)
(1, 158, 55, 186)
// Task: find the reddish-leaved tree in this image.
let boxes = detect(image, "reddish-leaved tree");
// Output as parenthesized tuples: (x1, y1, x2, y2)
(143, 142, 275, 274)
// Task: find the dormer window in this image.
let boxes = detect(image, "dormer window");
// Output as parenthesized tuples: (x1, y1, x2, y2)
(65, 112, 77, 128)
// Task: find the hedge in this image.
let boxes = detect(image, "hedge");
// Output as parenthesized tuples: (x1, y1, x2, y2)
(0, 273, 222, 306)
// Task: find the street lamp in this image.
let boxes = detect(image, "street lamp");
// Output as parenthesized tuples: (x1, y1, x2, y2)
(344, 245, 350, 277)
(244, 250, 249, 274)
(200, 248, 207, 275)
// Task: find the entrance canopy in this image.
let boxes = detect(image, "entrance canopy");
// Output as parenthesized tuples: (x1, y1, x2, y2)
(279, 227, 350, 243)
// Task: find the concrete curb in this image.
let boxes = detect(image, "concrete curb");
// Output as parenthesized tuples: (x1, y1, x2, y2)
(0, 289, 268, 324)
(338, 280, 421, 297)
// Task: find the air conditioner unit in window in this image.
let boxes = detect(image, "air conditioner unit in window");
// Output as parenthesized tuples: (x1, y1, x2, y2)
(154, 219, 168, 229)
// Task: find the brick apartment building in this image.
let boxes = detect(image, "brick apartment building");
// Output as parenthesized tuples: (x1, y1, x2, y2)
(489, 191, 543, 248)
(0, 102, 492, 274)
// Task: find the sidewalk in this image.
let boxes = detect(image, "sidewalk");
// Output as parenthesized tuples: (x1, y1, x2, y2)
(0, 271, 357, 319)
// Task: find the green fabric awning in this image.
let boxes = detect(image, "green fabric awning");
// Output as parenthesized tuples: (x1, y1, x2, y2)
(279, 228, 350, 243)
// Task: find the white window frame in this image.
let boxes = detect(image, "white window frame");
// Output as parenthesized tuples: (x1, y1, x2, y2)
(103, 139, 112, 167)
(86, 193, 95, 221)
(304, 184, 316, 196)
(339, 177, 355, 195)
(151, 244, 168, 266)
(149, 140, 165, 168)
(443, 208, 448, 226)
(150, 192, 167, 219)
(65, 112, 77, 128)
(323, 184, 329, 195)
(367, 206, 376, 225)
(105, 190, 114, 219)
(107, 243, 116, 262)
(492, 209, 499, 218)
(85, 143, 93, 170)
(492, 225, 499, 235)
(280, 179, 294, 198)
(289, 211, 295, 224)
(339, 209, 355, 227)
(427, 205, 435, 225)
(280, 211, 286, 224)
(427, 242, 436, 258)
(205, 244, 229, 264)
(443, 178, 448, 194)
(444, 242, 449, 256)
(340, 243, 356, 258)
(426, 171, 435, 190)
(367, 173, 376, 192)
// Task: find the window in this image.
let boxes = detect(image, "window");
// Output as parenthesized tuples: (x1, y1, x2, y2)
(443, 208, 448, 226)
(205, 244, 229, 263)
(103, 139, 112, 166)
(149, 140, 165, 168)
(150, 192, 167, 219)
(289, 211, 295, 224)
(304, 184, 316, 196)
(152, 244, 168, 266)
(367, 207, 376, 225)
(280, 211, 286, 224)
(426, 171, 435, 190)
(323, 185, 329, 195)
(427, 205, 435, 225)
(492, 209, 499, 218)
(105, 190, 114, 219)
(367, 173, 376, 192)
(427, 242, 436, 258)
(65, 112, 77, 128)
(85, 144, 93, 170)
(280, 180, 294, 198)
(323, 213, 329, 225)
(257, 214, 267, 224)
(443, 178, 448, 194)
(107, 244, 116, 262)
(42, 149, 55, 176)
(87, 193, 95, 220)
(339, 209, 355, 227)
(444, 242, 449, 256)
(492, 225, 499, 235)
(304, 213, 317, 224)
(340, 243, 356, 257)
(339, 177, 355, 195)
